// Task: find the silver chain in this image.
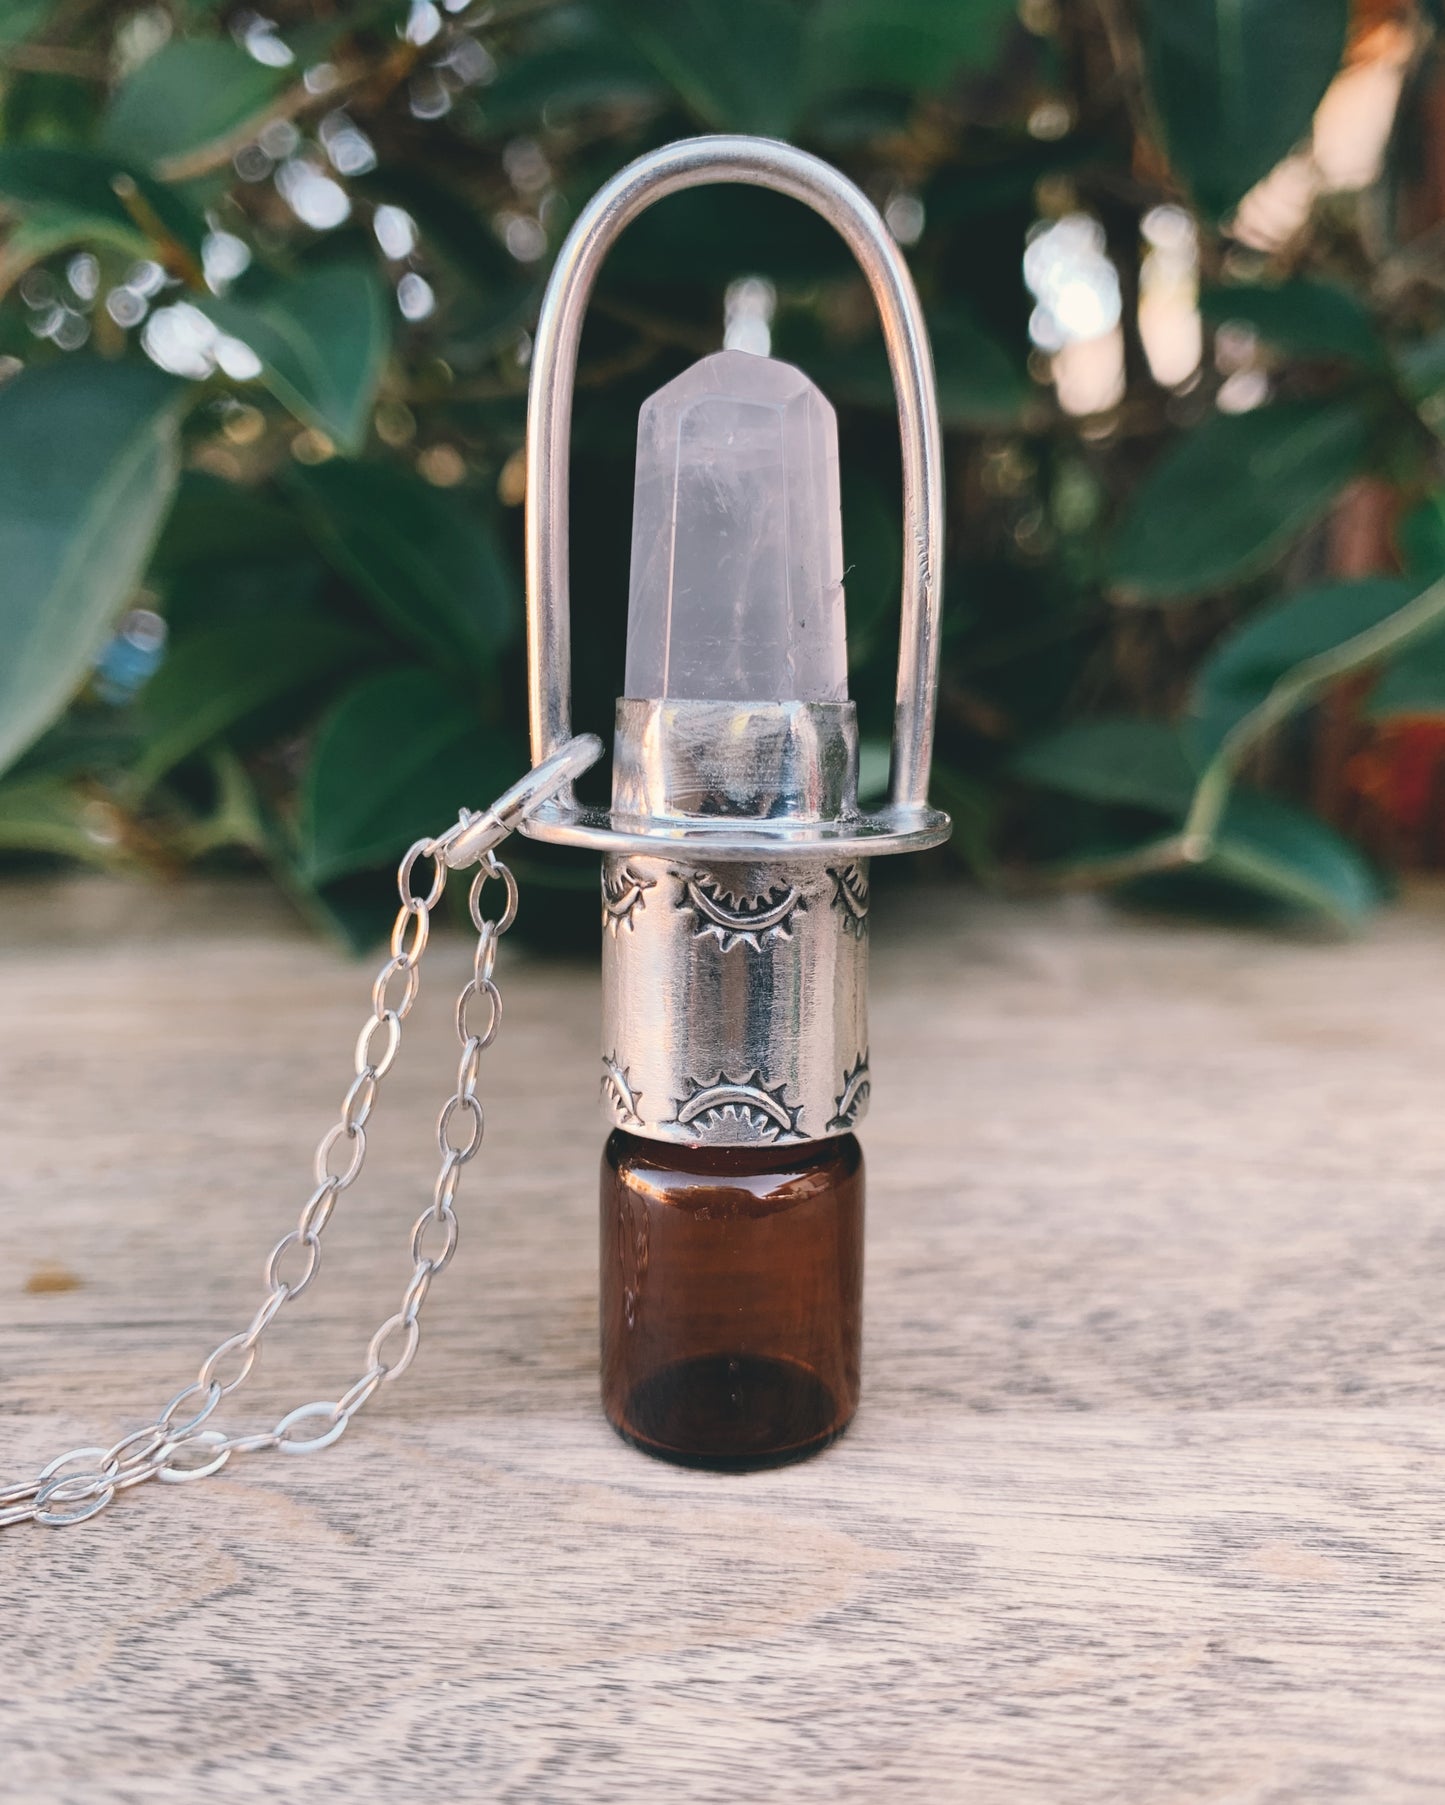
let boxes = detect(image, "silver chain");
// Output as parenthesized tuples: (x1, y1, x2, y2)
(0, 737, 600, 1531)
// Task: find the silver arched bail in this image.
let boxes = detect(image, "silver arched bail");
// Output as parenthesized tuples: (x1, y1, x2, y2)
(519, 133, 950, 860)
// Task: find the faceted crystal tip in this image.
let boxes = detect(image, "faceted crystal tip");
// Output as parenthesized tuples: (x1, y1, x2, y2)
(623, 349, 847, 704)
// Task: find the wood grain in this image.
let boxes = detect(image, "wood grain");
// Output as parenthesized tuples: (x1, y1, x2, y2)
(3, 875, 1444, 1804)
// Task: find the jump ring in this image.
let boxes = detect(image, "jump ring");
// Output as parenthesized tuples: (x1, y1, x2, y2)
(355, 1009, 401, 1079)
(411, 1205, 459, 1273)
(296, 1180, 339, 1241)
(456, 978, 501, 1049)
(397, 839, 446, 911)
(38, 1446, 117, 1485)
(246, 1285, 290, 1341)
(106, 1424, 170, 1479)
(315, 1120, 366, 1189)
(274, 1401, 349, 1455)
(469, 858, 518, 935)
(472, 926, 498, 986)
(197, 1331, 258, 1399)
(433, 1151, 463, 1213)
(372, 956, 421, 1021)
(389, 896, 430, 964)
(159, 1380, 223, 1437)
(368, 1312, 421, 1382)
(333, 1369, 384, 1421)
(456, 1035, 484, 1099)
(157, 1430, 232, 1484)
(265, 1229, 322, 1299)
(400, 1264, 433, 1322)
(34, 1462, 117, 1525)
(341, 1069, 378, 1134)
(437, 1092, 484, 1162)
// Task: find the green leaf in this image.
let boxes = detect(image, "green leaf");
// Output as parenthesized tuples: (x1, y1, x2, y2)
(1397, 495, 1445, 581)
(1367, 633, 1445, 719)
(0, 360, 181, 779)
(1179, 571, 1445, 847)
(173, 745, 269, 861)
(856, 737, 892, 802)
(2, 62, 102, 141)
(0, 0, 57, 51)
(160, 555, 322, 641)
(803, 0, 1018, 100)
(1187, 576, 1418, 760)
(1396, 329, 1445, 398)
(132, 602, 376, 790)
(1142, 0, 1349, 218)
(478, 40, 663, 135)
(794, 307, 1029, 429)
(0, 205, 148, 298)
(1397, 329, 1445, 439)
(1199, 279, 1384, 366)
(607, 182, 852, 287)
(1108, 399, 1371, 600)
(1175, 569, 1445, 854)
(929, 764, 996, 877)
(101, 39, 291, 174)
(1206, 790, 1383, 927)
(297, 868, 404, 956)
(606, 0, 802, 134)
(149, 471, 309, 576)
(0, 773, 117, 867)
(1022, 722, 1383, 926)
(203, 263, 390, 456)
(840, 470, 902, 669)
(0, 144, 206, 257)
(1013, 718, 1198, 815)
(931, 310, 1032, 426)
(299, 668, 516, 882)
(287, 460, 515, 673)
(8, 709, 141, 782)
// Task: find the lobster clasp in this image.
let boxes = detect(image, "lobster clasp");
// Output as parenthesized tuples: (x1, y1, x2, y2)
(441, 733, 603, 868)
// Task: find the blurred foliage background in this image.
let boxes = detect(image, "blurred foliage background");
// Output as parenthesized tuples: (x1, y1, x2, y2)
(3, 0, 1445, 948)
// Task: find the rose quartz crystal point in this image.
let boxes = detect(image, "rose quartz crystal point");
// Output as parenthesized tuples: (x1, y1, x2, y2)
(623, 349, 847, 704)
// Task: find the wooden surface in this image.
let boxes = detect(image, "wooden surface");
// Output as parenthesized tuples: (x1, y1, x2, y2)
(3, 874, 1444, 1803)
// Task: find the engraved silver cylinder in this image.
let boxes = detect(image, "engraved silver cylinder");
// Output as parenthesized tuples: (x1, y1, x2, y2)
(600, 698, 871, 1147)
(600, 852, 869, 1147)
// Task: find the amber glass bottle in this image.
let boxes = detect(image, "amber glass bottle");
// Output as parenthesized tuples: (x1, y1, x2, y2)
(600, 1130, 863, 1470)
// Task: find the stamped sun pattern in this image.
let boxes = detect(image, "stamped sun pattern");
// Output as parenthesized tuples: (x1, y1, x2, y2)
(826, 863, 870, 938)
(670, 1070, 804, 1143)
(601, 864, 656, 935)
(673, 869, 805, 951)
(600, 1053, 643, 1125)
(827, 1052, 871, 1130)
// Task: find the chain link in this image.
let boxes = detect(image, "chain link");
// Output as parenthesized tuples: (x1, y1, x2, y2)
(1, 776, 561, 1531)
